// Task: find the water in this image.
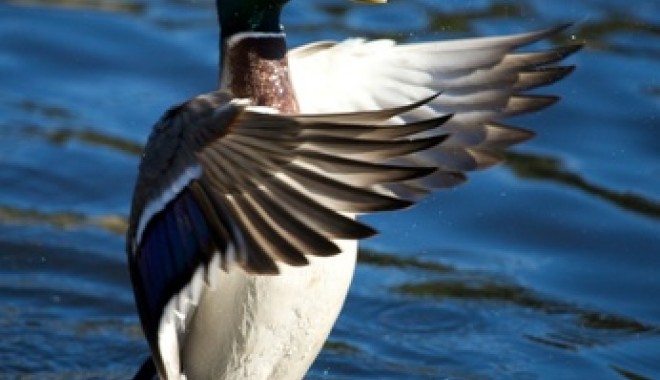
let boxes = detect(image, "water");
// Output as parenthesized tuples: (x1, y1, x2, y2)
(1, 0, 659, 379)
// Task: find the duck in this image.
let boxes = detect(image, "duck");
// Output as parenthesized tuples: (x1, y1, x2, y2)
(126, 0, 581, 379)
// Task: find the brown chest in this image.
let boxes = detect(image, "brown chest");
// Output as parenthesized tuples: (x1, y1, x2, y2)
(222, 33, 299, 114)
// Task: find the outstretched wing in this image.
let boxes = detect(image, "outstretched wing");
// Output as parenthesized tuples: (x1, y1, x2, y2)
(126, 91, 450, 379)
(289, 25, 581, 198)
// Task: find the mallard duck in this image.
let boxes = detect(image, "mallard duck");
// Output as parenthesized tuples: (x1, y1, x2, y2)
(127, 0, 580, 379)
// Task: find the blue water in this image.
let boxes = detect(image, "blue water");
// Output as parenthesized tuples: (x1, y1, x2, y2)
(1, 0, 659, 379)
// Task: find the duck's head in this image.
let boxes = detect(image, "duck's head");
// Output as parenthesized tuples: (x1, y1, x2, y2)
(216, 0, 289, 37)
(216, 0, 387, 38)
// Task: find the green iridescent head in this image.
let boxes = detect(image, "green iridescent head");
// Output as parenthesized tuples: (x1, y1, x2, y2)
(216, 0, 388, 37)
(216, 0, 290, 37)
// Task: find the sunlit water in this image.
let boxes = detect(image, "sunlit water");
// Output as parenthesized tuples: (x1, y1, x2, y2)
(1, 0, 659, 379)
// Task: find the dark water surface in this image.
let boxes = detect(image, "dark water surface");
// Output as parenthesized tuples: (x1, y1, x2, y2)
(1, 0, 659, 379)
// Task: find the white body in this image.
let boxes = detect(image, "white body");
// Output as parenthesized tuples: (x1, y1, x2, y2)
(180, 239, 357, 380)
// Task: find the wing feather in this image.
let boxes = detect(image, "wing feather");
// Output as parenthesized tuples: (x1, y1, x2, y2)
(265, 176, 378, 239)
(297, 151, 437, 185)
(300, 114, 452, 139)
(289, 25, 580, 200)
